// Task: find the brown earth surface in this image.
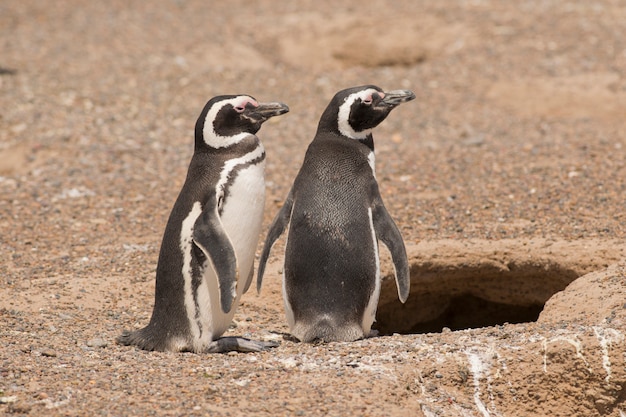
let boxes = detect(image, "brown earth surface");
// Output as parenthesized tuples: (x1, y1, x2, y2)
(1, 1, 625, 416)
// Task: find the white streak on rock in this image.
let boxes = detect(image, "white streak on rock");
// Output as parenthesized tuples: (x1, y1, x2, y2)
(466, 350, 492, 417)
(541, 332, 590, 373)
(593, 326, 624, 383)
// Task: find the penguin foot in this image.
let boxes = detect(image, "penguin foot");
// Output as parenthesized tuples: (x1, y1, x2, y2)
(116, 329, 166, 352)
(367, 329, 380, 338)
(205, 337, 280, 353)
(116, 330, 134, 346)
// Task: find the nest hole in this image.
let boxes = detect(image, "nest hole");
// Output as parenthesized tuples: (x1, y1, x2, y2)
(374, 259, 582, 335)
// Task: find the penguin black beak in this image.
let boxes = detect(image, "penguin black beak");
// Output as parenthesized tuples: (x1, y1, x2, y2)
(380, 90, 416, 107)
(248, 102, 290, 122)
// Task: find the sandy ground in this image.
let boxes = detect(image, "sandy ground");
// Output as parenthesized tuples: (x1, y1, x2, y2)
(1, 0, 625, 416)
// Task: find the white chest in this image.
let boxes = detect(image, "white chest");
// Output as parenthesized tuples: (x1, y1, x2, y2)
(220, 160, 266, 274)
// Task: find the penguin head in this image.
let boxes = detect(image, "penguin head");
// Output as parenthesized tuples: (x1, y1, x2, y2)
(318, 85, 415, 141)
(195, 95, 289, 149)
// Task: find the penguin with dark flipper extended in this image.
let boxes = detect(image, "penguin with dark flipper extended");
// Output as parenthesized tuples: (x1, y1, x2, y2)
(257, 85, 414, 343)
(118, 95, 289, 353)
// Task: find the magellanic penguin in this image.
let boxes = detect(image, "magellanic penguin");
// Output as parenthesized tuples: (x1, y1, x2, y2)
(118, 95, 289, 353)
(257, 85, 414, 343)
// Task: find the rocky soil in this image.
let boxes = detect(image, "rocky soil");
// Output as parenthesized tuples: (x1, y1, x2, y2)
(1, 0, 625, 416)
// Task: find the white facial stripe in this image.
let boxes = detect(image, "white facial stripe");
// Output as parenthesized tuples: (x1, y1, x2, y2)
(203, 96, 257, 148)
(233, 96, 259, 112)
(337, 88, 379, 139)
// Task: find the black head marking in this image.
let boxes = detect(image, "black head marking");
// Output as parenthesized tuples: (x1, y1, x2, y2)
(317, 85, 415, 142)
(194, 95, 289, 149)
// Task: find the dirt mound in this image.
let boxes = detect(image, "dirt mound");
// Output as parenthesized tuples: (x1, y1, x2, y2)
(265, 13, 470, 70)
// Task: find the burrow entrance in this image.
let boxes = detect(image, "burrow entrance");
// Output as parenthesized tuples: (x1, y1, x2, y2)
(373, 240, 622, 335)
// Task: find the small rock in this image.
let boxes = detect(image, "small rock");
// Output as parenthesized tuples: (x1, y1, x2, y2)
(0, 396, 18, 404)
(462, 135, 485, 146)
(86, 338, 108, 348)
(233, 379, 250, 387)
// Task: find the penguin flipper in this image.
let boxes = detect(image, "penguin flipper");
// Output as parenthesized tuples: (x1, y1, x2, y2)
(372, 199, 410, 303)
(193, 199, 238, 314)
(257, 189, 294, 293)
(205, 337, 280, 353)
(242, 266, 254, 294)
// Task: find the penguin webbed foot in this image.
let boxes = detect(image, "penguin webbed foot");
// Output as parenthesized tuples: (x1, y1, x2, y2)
(116, 330, 134, 346)
(116, 329, 164, 352)
(366, 329, 380, 338)
(205, 337, 279, 353)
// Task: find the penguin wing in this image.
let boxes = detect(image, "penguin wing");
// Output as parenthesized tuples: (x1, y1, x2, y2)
(372, 197, 410, 303)
(192, 196, 238, 314)
(256, 189, 294, 293)
(242, 265, 254, 294)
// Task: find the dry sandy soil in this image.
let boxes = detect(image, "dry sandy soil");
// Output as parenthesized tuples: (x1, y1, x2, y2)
(1, 1, 625, 416)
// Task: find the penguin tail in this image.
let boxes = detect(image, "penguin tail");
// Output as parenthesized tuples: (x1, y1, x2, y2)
(293, 316, 364, 343)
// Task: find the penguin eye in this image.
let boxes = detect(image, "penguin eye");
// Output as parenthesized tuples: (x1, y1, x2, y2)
(234, 105, 245, 113)
(362, 97, 373, 105)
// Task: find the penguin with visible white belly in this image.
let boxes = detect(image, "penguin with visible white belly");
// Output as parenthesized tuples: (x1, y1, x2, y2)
(118, 95, 288, 353)
(257, 85, 414, 343)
